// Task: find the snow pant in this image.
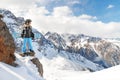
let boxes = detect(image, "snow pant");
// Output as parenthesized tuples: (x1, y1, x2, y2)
(22, 38, 33, 53)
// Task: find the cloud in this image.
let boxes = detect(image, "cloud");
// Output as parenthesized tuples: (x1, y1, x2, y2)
(107, 5, 114, 9)
(52, 6, 73, 17)
(23, 6, 120, 38)
(0, 0, 120, 38)
(0, 0, 37, 17)
(78, 14, 97, 20)
(67, 0, 81, 5)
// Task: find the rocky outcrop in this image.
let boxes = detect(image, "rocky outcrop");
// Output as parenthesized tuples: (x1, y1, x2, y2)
(94, 40, 120, 66)
(0, 16, 16, 65)
(31, 58, 43, 77)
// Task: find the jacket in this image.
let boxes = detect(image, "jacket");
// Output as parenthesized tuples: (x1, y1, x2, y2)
(21, 26, 33, 38)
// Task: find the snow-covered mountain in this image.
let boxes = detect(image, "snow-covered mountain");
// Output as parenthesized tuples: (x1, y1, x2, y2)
(1, 9, 120, 80)
(45, 32, 120, 67)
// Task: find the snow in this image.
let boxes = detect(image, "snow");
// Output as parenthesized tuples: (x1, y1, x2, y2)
(32, 41, 120, 80)
(106, 39, 120, 47)
(2, 33, 119, 80)
(0, 63, 25, 80)
(40, 56, 89, 80)
(75, 65, 120, 80)
(1, 50, 120, 80)
(3, 16, 16, 23)
(41, 55, 120, 80)
(0, 53, 44, 80)
(0, 38, 119, 80)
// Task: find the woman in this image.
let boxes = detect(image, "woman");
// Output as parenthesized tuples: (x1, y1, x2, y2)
(20, 19, 34, 56)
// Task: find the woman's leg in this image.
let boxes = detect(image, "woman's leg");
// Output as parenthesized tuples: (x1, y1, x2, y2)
(22, 38, 27, 53)
(28, 38, 33, 51)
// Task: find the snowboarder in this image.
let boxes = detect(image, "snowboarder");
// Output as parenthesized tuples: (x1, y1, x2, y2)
(20, 19, 35, 57)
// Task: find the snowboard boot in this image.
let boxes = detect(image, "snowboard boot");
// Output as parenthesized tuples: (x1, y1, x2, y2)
(30, 49, 34, 53)
(19, 52, 28, 57)
(29, 50, 35, 56)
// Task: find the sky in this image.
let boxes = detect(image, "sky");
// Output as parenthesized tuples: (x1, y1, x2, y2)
(0, 0, 120, 38)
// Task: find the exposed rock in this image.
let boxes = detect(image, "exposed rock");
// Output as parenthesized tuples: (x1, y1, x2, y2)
(0, 16, 16, 65)
(94, 40, 120, 66)
(31, 58, 43, 77)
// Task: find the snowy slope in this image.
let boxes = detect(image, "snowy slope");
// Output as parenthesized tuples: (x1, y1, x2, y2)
(31, 41, 103, 80)
(43, 64, 120, 80)
(57, 64, 120, 80)
(1, 43, 98, 80)
(32, 41, 120, 80)
(0, 54, 43, 80)
(79, 64, 120, 80)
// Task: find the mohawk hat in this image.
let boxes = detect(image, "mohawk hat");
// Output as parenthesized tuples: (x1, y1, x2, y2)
(25, 19, 32, 24)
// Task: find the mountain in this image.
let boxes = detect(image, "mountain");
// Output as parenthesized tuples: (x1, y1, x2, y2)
(45, 32, 120, 67)
(1, 9, 120, 80)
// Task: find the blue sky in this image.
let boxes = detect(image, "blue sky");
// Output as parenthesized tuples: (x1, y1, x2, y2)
(41, 0, 120, 23)
(1, 0, 120, 38)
